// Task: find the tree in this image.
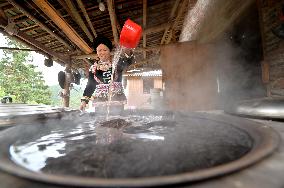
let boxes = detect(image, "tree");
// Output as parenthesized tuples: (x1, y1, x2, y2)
(0, 36, 51, 104)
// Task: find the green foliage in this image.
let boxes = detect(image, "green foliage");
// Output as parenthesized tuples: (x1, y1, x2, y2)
(0, 36, 51, 104)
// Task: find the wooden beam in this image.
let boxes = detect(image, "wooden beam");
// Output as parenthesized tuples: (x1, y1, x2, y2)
(71, 46, 160, 60)
(7, 0, 72, 50)
(107, 0, 119, 45)
(0, 7, 7, 20)
(165, 0, 188, 44)
(179, 0, 254, 43)
(64, 0, 94, 42)
(72, 53, 98, 60)
(32, 0, 93, 54)
(143, 0, 147, 59)
(161, 0, 181, 44)
(0, 46, 40, 52)
(76, 0, 97, 38)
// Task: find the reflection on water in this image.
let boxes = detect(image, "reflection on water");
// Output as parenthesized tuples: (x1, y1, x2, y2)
(10, 115, 168, 172)
(10, 133, 66, 171)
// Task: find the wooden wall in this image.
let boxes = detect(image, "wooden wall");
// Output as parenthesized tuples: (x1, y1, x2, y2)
(258, 0, 284, 96)
(125, 77, 162, 108)
(160, 41, 218, 111)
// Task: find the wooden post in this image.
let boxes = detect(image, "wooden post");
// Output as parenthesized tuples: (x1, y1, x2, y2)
(63, 62, 71, 107)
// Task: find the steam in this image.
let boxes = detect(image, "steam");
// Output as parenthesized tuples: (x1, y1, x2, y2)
(179, 0, 211, 42)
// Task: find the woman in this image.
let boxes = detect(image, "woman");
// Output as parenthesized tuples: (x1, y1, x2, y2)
(80, 36, 134, 112)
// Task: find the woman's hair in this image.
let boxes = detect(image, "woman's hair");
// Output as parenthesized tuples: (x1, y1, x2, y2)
(93, 35, 113, 52)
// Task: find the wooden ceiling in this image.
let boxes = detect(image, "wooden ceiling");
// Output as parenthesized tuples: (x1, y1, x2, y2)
(0, 0, 192, 70)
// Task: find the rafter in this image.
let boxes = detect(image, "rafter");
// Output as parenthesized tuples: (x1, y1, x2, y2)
(14, 17, 31, 24)
(76, 0, 97, 38)
(64, 0, 94, 42)
(33, 32, 49, 39)
(32, 0, 93, 54)
(7, 0, 72, 51)
(161, 0, 181, 44)
(0, 15, 67, 63)
(144, 23, 170, 34)
(19, 24, 39, 32)
(164, 0, 188, 44)
(107, 0, 119, 45)
(10, 13, 25, 20)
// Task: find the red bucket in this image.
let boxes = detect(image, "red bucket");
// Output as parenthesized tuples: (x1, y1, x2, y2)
(120, 19, 142, 49)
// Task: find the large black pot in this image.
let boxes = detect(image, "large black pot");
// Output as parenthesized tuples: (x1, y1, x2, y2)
(0, 110, 279, 187)
(224, 98, 284, 120)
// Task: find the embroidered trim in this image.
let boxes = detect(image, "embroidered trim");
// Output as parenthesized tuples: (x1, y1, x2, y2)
(94, 82, 123, 98)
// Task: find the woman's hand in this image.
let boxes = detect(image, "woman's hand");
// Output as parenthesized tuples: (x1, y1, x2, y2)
(122, 48, 133, 57)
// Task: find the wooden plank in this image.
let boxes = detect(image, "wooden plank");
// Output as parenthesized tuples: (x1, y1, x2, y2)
(261, 60, 270, 84)
(32, 0, 93, 54)
(160, 41, 218, 111)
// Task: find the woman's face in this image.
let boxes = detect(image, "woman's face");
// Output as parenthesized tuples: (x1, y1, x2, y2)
(96, 44, 111, 62)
